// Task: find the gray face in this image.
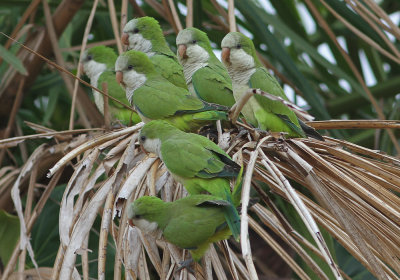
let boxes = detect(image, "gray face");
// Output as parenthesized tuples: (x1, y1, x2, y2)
(176, 29, 194, 46)
(123, 19, 153, 54)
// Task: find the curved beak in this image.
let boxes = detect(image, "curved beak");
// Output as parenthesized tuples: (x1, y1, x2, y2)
(121, 33, 129, 46)
(128, 219, 135, 227)
(177, 44, 187, 59)
(140, 143, 148, 155)
(116, 71, 123, 85)
(221, 47, 231, 64)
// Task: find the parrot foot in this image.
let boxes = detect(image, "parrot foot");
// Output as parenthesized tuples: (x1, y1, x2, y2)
(176, 258, 195, 274)
(110, 121, 127, 129)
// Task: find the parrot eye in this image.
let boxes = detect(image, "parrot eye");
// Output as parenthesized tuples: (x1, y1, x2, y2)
(140, 135, 146, 142)
(236, 44, 241, 49)
(87, 55, 93, 61)
(133, 28, 139, 34)
(192, 39, 197, 44)
(134, 214, 142, 219)
(127, 65, 133, 70)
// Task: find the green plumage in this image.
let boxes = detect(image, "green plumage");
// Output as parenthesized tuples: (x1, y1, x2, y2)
(123, 17, 187, 89)
(115, 50, 229, 132)
(82, 46, 140, 125)
(128, 195, 232, 262)
(176, 28, 235, 107)
(139, 120, 241, 238)
(97, 71, 141, 124)
(221, 32, 309, 138)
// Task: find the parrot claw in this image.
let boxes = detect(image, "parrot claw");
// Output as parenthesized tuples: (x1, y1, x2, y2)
(176, 258, 195, 274)
(111, 121, 127, 130)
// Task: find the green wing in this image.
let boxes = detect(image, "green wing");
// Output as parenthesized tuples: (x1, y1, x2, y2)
(249, 68, 289, 101)
(253, 94, 305, 137)
(151, 54, 187, 89)
(191, 64, 235, 107)
(160, 135, 227, 179)
(132, 79, 204, 119)
(163, 195, 228, 252)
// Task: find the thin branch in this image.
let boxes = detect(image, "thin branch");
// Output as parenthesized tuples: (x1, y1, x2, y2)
(69, 0, 100, 130)
(168, 0, 183, 31)
(0, 33, 135, 113)
(228, 0, 236, 32)
(121, 0, 128, 35)
(41, 0, 91, 129)
(108, 0, 123, 54)
(304, 0, 400, 155)
(0, 78, 25, 167)
(186, 0, 193, 28)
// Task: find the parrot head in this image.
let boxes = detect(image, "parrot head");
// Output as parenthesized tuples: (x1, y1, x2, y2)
(176, 27, 212, 65)
(81, 46, 116, 79)
(115, 50, 154, 102)
(139, 120, 178, 155)
(127, 196, 166, 234)
(121, 17, 162, 54)
(221, 32, 259, 71)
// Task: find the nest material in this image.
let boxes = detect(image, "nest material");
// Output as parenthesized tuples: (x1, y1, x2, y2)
(4, 121, 400, 280)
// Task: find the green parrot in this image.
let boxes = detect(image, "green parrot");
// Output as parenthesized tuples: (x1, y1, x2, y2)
(115, 50, 229, 132)
(127, 195, 232, 262)
(121, 17, 187, 89)
(221, 32, 323, 140)
(138, 120, 241, 239)
(81, 46, 140, 125)
(176, 28, 235, 107)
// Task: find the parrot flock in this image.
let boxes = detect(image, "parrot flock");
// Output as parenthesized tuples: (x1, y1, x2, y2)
(81, 16, 324, 267)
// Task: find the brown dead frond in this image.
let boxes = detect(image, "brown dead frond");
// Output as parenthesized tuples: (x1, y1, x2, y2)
(3, 119, 400, 279)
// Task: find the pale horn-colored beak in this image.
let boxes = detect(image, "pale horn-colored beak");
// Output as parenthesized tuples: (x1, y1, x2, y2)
(177, 44, 188, 59)
(221, 47, 231, 65)
(116, 71, 123, 85)
(121, 33, 129, 46)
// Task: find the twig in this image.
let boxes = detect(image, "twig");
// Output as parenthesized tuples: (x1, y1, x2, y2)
(240, 138, 271, 279)
(229, 89, 255, 124)
(344, 0, 400, 60)
(306, 120, 400, 130)
(2, 168, 63, 280)
(48, 123, 143, 177)
(70, 0, 100, 130)
(121, 0, 128, 35)
(304, 0, 400, 155)
(129, 0, 146, 17)
(0, 33, 136, 113)
(363, 0, 400, 41)
(228, 0, 236, 32)
(317, 0, 400, 64)
(102, 82, 111, 130)
(41, 0, 91, 129)
(168, 0, 183, 31)
(186, 0, 193, 27)
(98, 191, 114, 280)
(0, 0, 41, 63)
(258, 148, 343, 279)
(0, 78, 25, 167)
(108, 0, 123, 54)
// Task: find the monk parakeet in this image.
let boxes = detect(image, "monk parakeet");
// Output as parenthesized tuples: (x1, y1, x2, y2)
(176, 28, 235, 107)
(139, 120, 241, 239)
(115, 50, 229, 132)
(81, 46, 140, 125)
(127, 195, 232, 262)
(221, 32, 323, 140)
(121, 17, 187, 89)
